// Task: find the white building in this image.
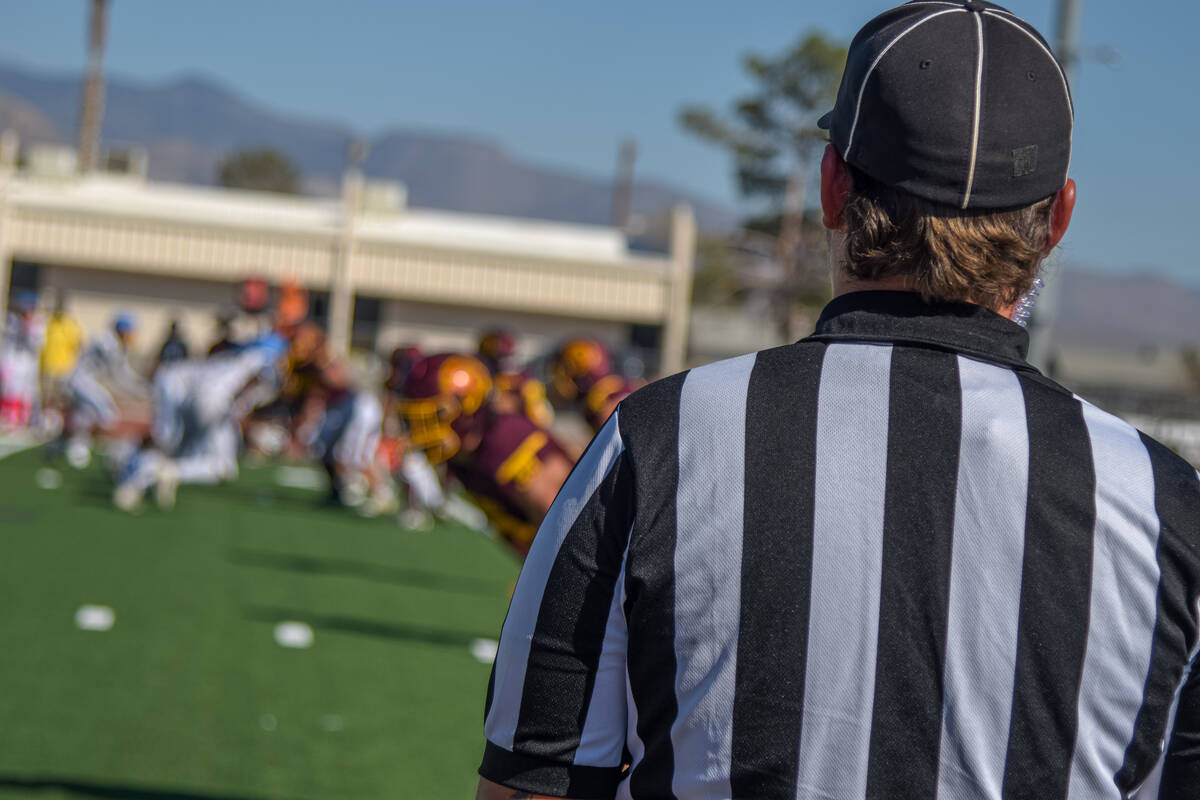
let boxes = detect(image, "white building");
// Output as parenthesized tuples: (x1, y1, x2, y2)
(0, 138, 694, 374)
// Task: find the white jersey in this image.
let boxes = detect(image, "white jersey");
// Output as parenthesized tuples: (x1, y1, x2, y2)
(1, 312, 44, 358)
(73, 330, 144, 393)
(157, 348, 277, 425)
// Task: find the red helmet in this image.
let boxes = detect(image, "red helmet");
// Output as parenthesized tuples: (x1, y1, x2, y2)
(400, 353, 493, 463)
(478, 329, 518, 373)
(551, 338, 613, 400)
(239, 276, 271, 314)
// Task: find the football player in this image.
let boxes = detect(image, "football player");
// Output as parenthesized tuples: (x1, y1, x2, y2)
(400, 352, 574, 558)
(477, 328, 554, 429)
(381, 344, 447, 525)
(550, 337, 639, 433)
(113, 333, 288, 511)
(58, 313, 148, 467)
(0, 291, 44, 429)
(286, 325, 393, 514)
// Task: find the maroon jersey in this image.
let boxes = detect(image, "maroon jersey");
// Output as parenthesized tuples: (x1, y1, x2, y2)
(449, 410, 567, 550)
(493, 369, 555, 429)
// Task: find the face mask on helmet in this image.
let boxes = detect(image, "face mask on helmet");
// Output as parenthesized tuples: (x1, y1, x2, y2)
(400, 354, 493, 463)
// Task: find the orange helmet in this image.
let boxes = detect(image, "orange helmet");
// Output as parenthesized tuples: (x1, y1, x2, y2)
(275, 278, 309, 330)
(551, 338, 613, 400)
(400, 353, 493, 463)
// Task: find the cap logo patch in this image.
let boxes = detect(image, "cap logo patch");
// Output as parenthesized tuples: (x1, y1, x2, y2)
(1012, 145, 1038, 177)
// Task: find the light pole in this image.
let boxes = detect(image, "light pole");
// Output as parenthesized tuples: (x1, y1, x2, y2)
(328, 139, 367, 356)
(1027, 0, 1083, 373)
(77, 0, 109, 173)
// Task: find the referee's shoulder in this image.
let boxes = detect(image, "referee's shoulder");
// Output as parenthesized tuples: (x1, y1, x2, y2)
(1029, 369, 1200, 531)
(1081, 393, 1200, 512)
(616, 343, 819, 441)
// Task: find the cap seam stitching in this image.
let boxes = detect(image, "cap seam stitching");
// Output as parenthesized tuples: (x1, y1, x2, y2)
(844, 7, 967, 158)
(962, 12, 985, 209)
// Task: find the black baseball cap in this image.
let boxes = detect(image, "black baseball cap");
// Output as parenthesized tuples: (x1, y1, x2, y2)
(818, 0, 1073, 210)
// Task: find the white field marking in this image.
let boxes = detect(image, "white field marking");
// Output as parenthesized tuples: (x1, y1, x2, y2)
(35, 468, 62, 490)
(273, 465, 325, 490)
(470, 638, 499, 665)
(273, 621, 314, 649)
(0, 431, 40, 461)
(321, 714, 345, 732)
(75, 605, 115, 632)
(259, 713, 277, 732)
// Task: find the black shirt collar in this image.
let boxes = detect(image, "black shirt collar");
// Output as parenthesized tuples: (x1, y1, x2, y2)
(807, 291, 1033, 370)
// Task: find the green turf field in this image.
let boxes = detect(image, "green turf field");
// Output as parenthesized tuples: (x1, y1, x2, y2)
(0, 446, 519, 799)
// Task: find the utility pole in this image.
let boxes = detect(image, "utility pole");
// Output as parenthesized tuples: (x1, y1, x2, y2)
(610, 138, 637, 231)
(1054, 0, 1084, 86)
(328, 139, 367, 356)
(1028, 0, 1083, 373)
(662, 205, 696, 376)
(0, 132, 19, 312)
(77, 0, 109, 173)
(774, 169, 807, 343)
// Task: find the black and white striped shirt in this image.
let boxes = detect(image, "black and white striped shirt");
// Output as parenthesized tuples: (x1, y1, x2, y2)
(479, 291, 1200, 800)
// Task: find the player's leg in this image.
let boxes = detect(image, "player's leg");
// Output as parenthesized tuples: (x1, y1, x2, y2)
(65, 371, 117, 468)
(340, 393, 394, 516)
(400, 448, 446, 511)
(311, 396, 354, 506)
(112, 446, 167, 511)
(173, 420, 232, 486)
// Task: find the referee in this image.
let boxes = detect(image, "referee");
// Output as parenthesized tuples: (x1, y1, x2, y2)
(477, 2, 1200, 798)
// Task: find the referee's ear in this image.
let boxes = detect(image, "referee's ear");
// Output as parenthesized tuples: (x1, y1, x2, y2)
(821, 144, 853, 231)
(1044, 178, 1077, 256)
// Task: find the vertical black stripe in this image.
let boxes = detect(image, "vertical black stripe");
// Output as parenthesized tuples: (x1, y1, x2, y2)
(1161, 660, 1200, 797)
(1121, 436, 1200, 793)
(863, 347, 960, 799)
(729, 342, 824, 798)
(621, 372, 687, 799)
(1000, 376, 1095, 800)
(485, 659, 497, 722)
(511, 451, 636, 765)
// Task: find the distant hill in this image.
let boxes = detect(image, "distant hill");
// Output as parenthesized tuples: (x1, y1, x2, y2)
(1052, 267, 1200, 351)
(0, 61, 736, 230)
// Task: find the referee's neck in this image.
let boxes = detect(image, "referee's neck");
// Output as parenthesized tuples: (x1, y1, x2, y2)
(832, 273, 1017, 322)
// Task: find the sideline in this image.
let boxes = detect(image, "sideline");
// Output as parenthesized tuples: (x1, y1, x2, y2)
(0, 432, 42, 461)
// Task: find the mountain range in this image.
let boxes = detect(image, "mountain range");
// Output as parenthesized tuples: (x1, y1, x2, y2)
(0, 61, 736, 230)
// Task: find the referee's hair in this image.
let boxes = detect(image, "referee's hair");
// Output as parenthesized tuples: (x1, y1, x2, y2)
(842, 165, 1055, 311)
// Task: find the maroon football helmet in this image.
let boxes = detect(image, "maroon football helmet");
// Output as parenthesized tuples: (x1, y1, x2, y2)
(400, 353, 493, 463)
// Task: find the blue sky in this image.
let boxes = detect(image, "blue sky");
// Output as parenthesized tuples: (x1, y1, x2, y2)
(0, 0, 1197, 284)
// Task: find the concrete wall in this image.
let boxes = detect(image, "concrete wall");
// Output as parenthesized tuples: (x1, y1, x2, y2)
(38, 264, 241, 359)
